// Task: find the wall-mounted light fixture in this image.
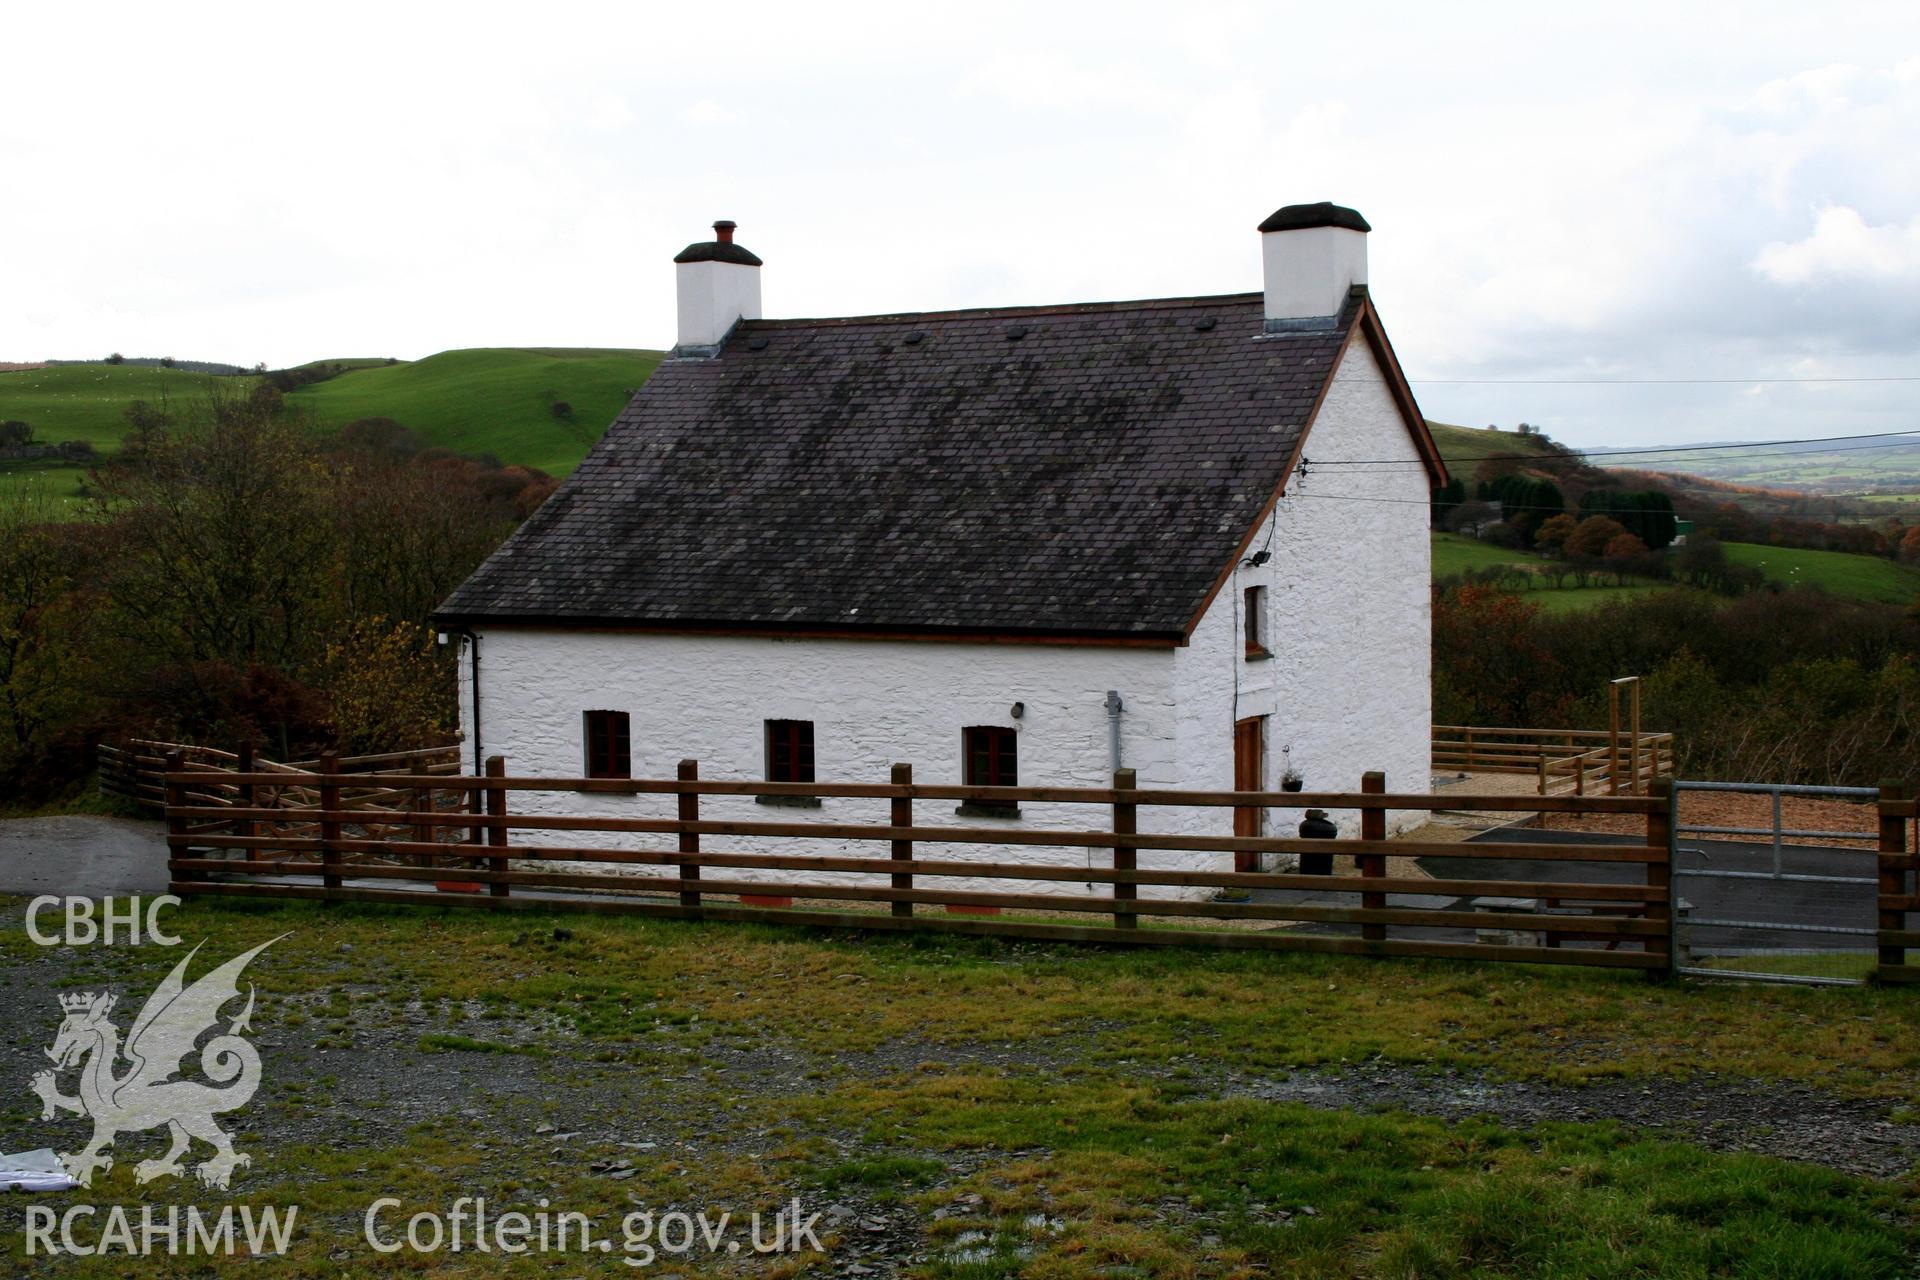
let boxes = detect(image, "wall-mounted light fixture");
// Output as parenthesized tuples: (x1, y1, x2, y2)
(1009, 702, 1025, 719)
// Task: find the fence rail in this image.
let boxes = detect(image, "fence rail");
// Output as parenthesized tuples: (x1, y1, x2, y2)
(163, 754, 1693, 973)
(1433, 725, 1675, 797)
(101, 739, 461, 814)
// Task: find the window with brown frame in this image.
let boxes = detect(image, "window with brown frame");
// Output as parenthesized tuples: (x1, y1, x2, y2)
(957, 724, 1021, 817)
(765, 718, 816, 784)
(1244, 585, 1271, 658)
(583, 710, 631, 779)
(963, 725, 1018, 788)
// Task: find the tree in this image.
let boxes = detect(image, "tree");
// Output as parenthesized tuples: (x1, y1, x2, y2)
(106, 352, 125, 365)
(0, 484, 96, 782)
(1565, 515, 1629, 559)
(0, 420, 33, 447)
(1899, 526, 1920, 564)
(159, 356, 176, 369)
(1534, 512, 1578, 556)
(1581, 488, 1678, 549)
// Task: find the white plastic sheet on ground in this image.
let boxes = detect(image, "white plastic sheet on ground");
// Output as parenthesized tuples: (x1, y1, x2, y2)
(0, 1149, 78, 1193)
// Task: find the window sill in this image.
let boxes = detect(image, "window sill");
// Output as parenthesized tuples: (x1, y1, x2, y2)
(955, 801, 1022, 820)
(755, 794, 823, 809)
(1244, 647, 1273, 662)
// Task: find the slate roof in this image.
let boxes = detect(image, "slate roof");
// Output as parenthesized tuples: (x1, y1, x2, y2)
(438, 290, 1383, 640)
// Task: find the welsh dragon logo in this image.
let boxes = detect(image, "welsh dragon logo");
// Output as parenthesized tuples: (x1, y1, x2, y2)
(29, 937, 282, 1190)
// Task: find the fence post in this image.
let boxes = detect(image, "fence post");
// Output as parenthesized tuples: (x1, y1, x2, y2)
(410, 781, 431, 858)
(1464, 728, 1475, 769)
(890, 763, 914, 918)
(235, 741, 256, 852)
(1644, 777, 1673, 978)
(678, 759, 701, 911)
(1879, 780, 1908, 976)
(164, 750, 195, 888)
(1113, 768, 1138, 932)
(485, 755, 510, 898)
(1359, 772, 1386, 944)
(319, 752, 342, 894)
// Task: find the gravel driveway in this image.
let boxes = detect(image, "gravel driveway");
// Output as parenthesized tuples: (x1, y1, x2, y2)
(0, 816, 170, 899)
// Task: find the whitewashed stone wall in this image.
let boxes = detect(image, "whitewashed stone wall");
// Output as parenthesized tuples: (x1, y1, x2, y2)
(455, 334, 1431, 901)
(1180, 337, 1434, 841)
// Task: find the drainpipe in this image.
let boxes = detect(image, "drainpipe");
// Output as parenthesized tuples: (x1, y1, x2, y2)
(448, 628, 481, 776)
(1105, 691, 1124, 773)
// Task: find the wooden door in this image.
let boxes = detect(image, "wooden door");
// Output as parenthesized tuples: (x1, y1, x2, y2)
(1233, 716, 1265, 872)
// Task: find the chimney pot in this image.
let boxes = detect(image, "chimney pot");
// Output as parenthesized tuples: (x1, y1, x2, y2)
(714, 219, 736, 244)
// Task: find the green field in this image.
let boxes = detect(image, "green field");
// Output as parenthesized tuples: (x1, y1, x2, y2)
(1723, 542, 1920, 605)
(1430, 534, 1678, 613)
(0, 362, 232, 452)
(1433, 533, 1920, 610)
(0, 347, 664, 483)
(289, 347, 663, 476)
(1430, 531, 1535, 577)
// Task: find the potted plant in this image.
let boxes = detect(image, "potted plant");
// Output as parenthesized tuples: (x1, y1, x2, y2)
(1280, 747, 1303, 792)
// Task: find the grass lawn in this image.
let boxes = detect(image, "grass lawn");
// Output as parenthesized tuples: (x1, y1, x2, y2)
(2, 897, 1913, 1276)
(1722, 542, 1920, 606)
(287, 347, 663, 476)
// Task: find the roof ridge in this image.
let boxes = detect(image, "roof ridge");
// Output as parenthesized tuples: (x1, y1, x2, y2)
(743, 292, 1262, 330)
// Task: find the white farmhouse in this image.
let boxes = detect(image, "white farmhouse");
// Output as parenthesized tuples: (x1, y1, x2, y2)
(434, 203, 1446, 896)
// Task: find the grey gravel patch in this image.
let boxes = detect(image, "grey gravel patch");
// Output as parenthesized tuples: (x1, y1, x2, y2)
(1230, 1063, 1920, 1180)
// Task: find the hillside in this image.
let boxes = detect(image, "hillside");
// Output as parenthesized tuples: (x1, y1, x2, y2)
(0, 362, 237, 451)
(288, 347, 663, 476)
(1424, 420, 1562, 474)
(1721, 542, 1920, 604)
(0, 347, 665, 494)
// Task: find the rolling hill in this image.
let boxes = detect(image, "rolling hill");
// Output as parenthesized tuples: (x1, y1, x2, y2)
(288, 348, 663, 476)
(0, 362, 233, 452)
(1424, 420, 1562, 475)
(0, 348, 665, 497)
(1721, 542, 1920, 604)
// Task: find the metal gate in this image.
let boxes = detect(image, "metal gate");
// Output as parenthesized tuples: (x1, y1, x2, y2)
(1671, 781, 1882, 987)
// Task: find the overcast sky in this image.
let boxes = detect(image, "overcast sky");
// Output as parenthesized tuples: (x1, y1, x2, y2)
(5, 2, 1919, 447)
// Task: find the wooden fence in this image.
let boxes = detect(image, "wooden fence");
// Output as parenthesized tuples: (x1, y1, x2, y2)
(164, 756, 1687, 973)
(1433, 726, 1675, 797)
(101, 739, 461, 815)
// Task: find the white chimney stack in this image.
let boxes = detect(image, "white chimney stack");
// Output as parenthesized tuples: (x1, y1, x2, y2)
(1259, 202, 1369, 327)
(673, 219, 762, 354)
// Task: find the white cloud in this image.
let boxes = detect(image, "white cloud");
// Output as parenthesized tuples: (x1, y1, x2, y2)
(1753, 206, 1920, 284)
(4, 1, 1920, 446)
(679, 99, 739, 127)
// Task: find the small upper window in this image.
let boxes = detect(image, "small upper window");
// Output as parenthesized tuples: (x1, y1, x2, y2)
(584, 710, 631, 779)
(765, 719, 816, 784)
(964, 725, 1018, 788)
(1244, 585, 1270, 658)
